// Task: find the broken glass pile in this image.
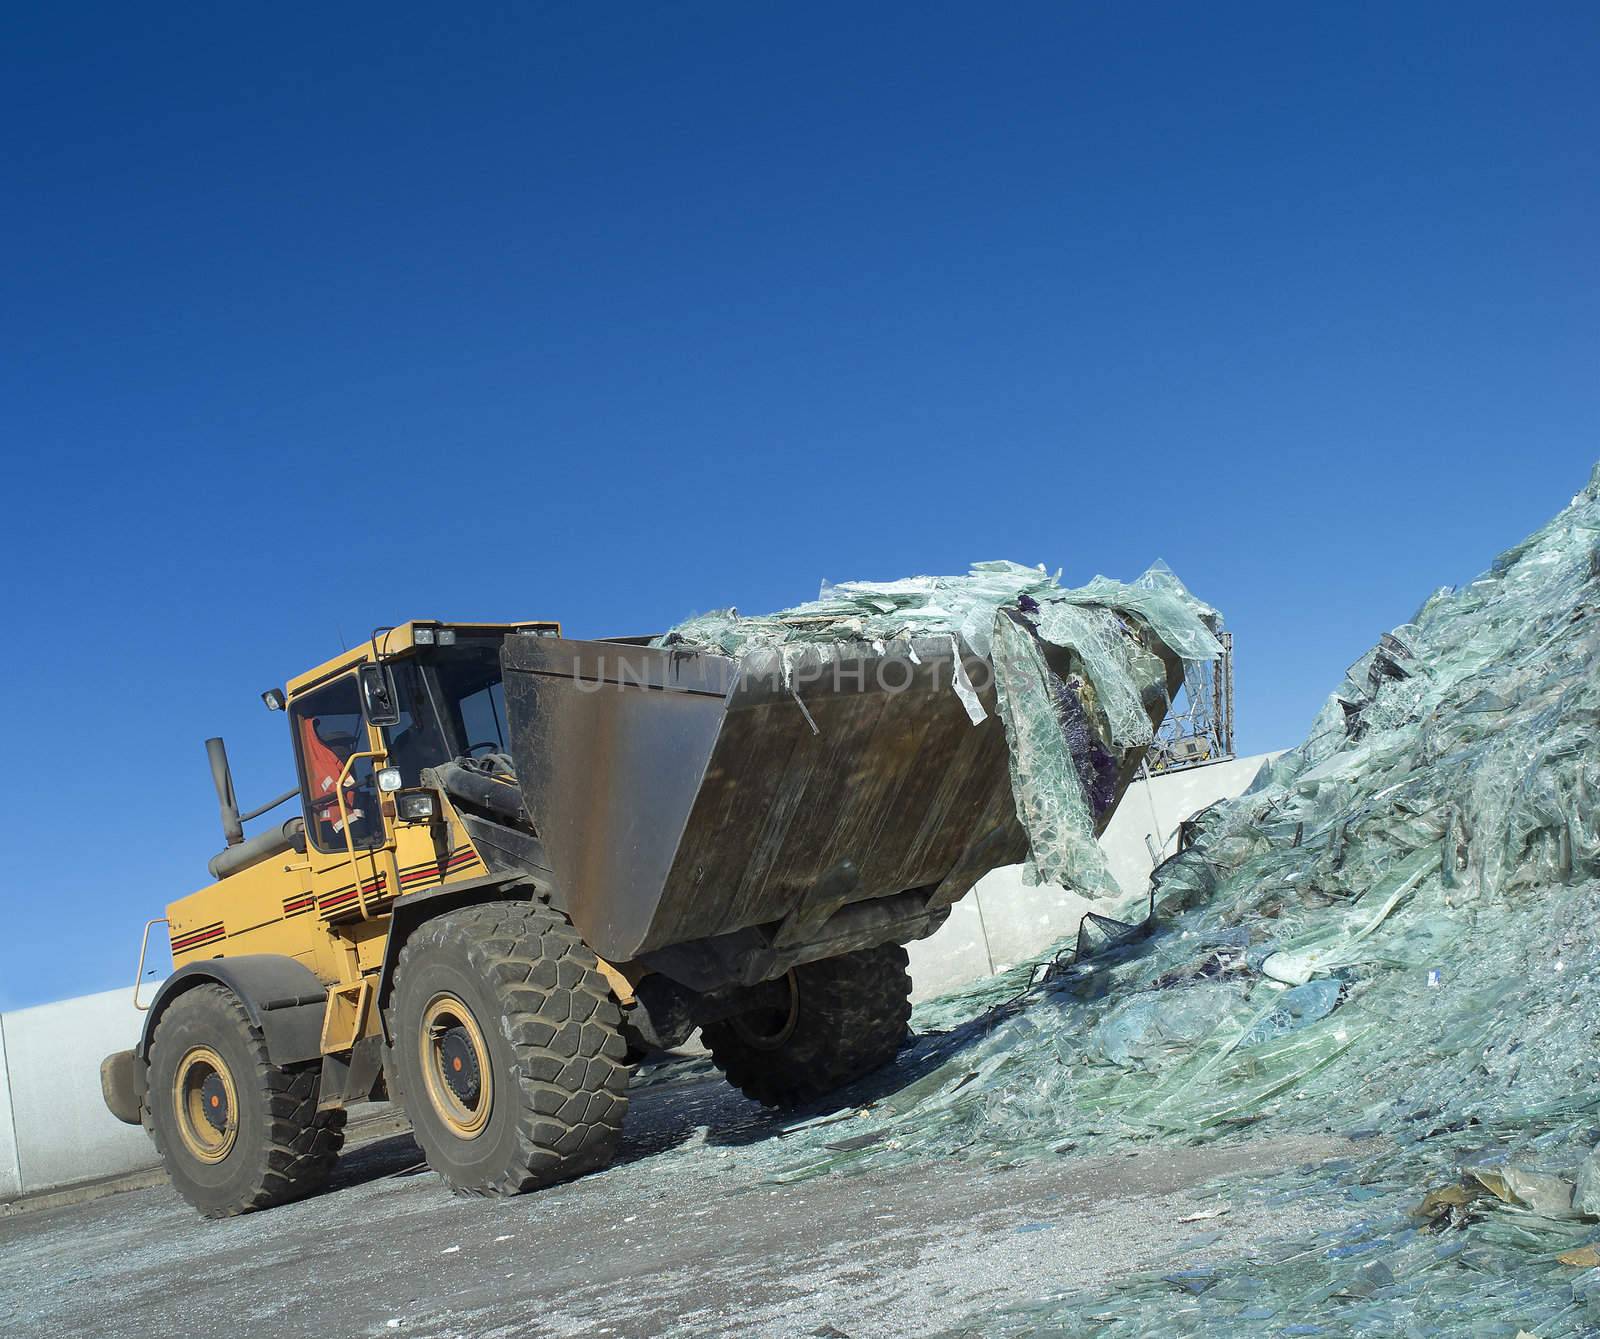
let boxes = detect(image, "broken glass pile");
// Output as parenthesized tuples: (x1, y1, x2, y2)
(756, 465, 1600, 1334)
(657, 560, 1224, 898)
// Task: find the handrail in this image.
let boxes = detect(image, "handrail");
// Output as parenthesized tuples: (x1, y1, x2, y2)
(133, 917, 170, 1011)
(333, 749, 401, 921)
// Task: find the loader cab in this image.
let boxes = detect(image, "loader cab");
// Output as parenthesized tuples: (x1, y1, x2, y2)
(280, 621, 558, 846)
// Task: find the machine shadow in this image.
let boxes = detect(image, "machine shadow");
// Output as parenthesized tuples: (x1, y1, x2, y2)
(319, 1022, 1000, 1198)
(322, 926, 1161, 1200)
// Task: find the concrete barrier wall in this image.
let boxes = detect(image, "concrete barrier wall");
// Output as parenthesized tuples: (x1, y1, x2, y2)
(0, 752, 1273, 1201)
(906, 753, 1273, 1000)
(1, 989, 159, 1198)
(1097, 752, 1275, 901)
(0, 1018, 20, 1200)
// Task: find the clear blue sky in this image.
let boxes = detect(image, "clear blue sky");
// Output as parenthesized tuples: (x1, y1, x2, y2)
(2, 3, 1596, 1009)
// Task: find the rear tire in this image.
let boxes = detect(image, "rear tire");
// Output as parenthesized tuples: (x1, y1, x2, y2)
(387, 901, 631, 1196)
(703, 943, 913, 1108)
(145, 984, 345, 1218)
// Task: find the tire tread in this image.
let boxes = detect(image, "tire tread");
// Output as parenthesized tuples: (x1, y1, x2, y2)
(146, 984, 345, 1218)
(703, 944, 912, 1108)
(389, 901, 629, 1196)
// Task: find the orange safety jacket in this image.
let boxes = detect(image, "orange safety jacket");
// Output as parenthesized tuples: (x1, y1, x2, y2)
(299, 716, 363, 833)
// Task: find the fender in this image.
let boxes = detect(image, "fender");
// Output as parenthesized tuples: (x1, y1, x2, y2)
(374, 873, 535, 1038)
(136, 954, 329, 1072)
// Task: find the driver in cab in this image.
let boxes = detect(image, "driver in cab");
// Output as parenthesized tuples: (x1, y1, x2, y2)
(299, 715, 372, 844)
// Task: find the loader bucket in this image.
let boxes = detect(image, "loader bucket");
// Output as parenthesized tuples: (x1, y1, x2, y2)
(500, 629, 1178, 964)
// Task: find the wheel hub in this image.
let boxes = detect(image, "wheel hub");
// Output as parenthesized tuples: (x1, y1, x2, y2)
(438, 1027, 481, 1104)
(731, 971, 801, 1050)
(199, 1071, 230, 1131)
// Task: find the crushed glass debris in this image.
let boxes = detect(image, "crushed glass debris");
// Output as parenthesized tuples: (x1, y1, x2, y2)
(659, 465, 1600, 1335)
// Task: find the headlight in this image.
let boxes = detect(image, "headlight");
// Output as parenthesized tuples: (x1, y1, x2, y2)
(436, 628, 457, 646)
(377, 767, 403, 793)
(413, 627, 436, 645)
(395, 789, 438, 823)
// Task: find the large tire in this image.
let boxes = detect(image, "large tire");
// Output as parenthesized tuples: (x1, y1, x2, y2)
(145, 983, 345, 1218)
(703, 943, 913, 1108)
(387, 901, 630, 1196)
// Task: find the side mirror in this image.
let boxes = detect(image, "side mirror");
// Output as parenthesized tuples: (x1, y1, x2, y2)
(359, 664, 401, 726)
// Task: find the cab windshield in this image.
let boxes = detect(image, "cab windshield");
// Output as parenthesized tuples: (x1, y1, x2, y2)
(431, 646, 510, 758)
(380, 640, 513, 788)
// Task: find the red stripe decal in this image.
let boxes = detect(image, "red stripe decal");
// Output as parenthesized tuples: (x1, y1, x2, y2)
(398, 851, 479, 888)
(172, 925, 226, 951)
(313, 849, 478, 915)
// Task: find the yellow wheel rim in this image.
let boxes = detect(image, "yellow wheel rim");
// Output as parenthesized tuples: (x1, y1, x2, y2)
(419, 993, 494, 1139)
(173, 1045, 239, 1164)
(732, 971, 800, 1051)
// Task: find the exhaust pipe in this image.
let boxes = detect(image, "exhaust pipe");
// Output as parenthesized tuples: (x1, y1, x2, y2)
(206, 737, 245, 847)
(208, 817, 304, 880)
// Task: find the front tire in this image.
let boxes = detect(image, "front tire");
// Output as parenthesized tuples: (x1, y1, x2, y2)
(387, 901, 630, 1196)
(703, 943, 913, 1108)
(145, 984, 345, 1218)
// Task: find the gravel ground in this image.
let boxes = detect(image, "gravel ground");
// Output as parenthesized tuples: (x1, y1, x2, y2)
(0, 1059, 1362, 1339)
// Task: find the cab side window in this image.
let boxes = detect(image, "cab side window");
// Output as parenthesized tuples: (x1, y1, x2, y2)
(291, 677, 382, 852)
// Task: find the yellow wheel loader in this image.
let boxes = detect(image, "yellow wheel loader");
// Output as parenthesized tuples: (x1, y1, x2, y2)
(102, 617, 1183, 1217)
